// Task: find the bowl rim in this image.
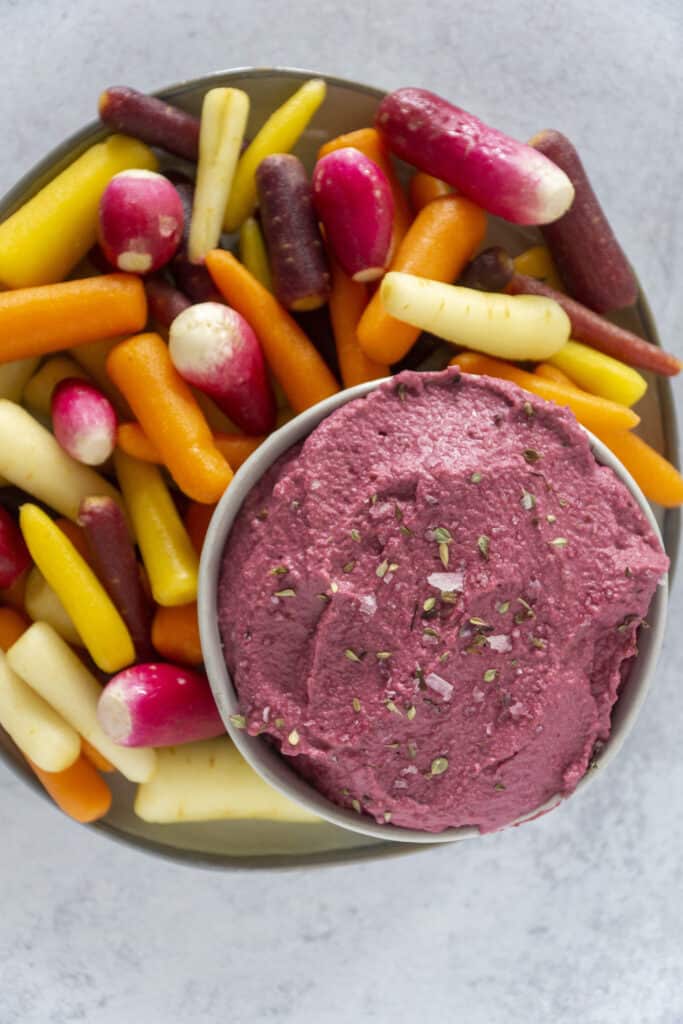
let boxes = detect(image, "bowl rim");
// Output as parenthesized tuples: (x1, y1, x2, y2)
(198, 373, 669, 844)
(0, 64, 678, 868)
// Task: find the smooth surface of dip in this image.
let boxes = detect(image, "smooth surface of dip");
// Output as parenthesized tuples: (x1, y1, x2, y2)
(218, 369, 668, 833)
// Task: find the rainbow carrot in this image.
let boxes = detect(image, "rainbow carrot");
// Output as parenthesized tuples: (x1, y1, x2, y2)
(328, 257, 389, 387)
(409, 172, 451, 211)
(451, 352, 639, 432)
(28, 755, 112, 823)
(106, 332, 233, 504)
(513, 246, 563, 291)
(239, 217, 273, 291)
(80, 738, 115, 774)
(19, 504, 135, 673)
(114, 450, 199, 607)
(0, 135, 157, 288)
(117, 421, 263, 469)
(535, 363, 577, 387)
(357, 196, 487, 364)
(151, 603, 203, 666)
(206, 250, 339, 413)
(184, 502, 216, 556)
(0, 275, 147, 364)
(591, 428, 683, 507)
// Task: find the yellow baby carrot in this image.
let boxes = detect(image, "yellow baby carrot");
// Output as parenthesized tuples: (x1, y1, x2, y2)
(239, 217, 273, 291)
(7, 622, 155, 782)
(0, 135, 157, 288)
(549, 339, 647, 407)
(223, 78, 327, 231)
(513, 245, 563, 291)
(24, 567, 82, 647)
(114, 449, 199, 607)
(0, 649, 81, 772)
(19, 504, 135, 672)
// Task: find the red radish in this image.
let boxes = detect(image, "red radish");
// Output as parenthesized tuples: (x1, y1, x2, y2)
(312, 147, 394, 282)
(168, 302, 276, 435)
(51, 379, 117, 465)
(98, 170, 184, 275)
(97, 663, 224, 747)
(530, 129, 638, 313)
(0, 507, 31, 588)
(145, 275, 191, 329)
(78, 496, 154, 662)
(376, 88, 574, 225)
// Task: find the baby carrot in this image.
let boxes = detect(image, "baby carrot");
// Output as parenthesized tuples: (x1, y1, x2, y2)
(114, 449, 199, 607)
(80, 738, 115, 774)
(357, 196, 487, 364)
(20, 504, 135, 672)
(78, 496, 155, 662)
(513, 246, 563, 291)
(451, 352, 639, 432)
(0, 607, 30, 651)
(152, 602, 203, 666)
(184, 502, 216, 556)
(535, 363, 578, 387)
(0, 650, 81, 773)
(224, 78, 327, 231)
(319, 127, 413, 248)
(8, 622, 155, 782)
(28, 754, 112, 823)
(118, 422, 264, 470)
(0, 134, 157, 288)
(206, 250, 339, 413)
(328, 257, 389, 387)
(106, 332, 233, 504)
(0, 274, 147, 365)
(591, 428, 683, 507)
(548, 339, 647, 408)
(409, 171, 452, 211)
(24, 567, 82, 647)
(239, 217, 273, 291)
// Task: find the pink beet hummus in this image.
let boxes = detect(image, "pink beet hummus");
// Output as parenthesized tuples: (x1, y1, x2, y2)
(218, 369, 668, 833)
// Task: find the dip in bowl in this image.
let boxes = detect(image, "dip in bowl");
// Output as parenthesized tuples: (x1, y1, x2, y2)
(200, 369, 668, 843)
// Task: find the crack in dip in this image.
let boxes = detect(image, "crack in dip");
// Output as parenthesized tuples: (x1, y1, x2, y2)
(218, 369, 668, 833)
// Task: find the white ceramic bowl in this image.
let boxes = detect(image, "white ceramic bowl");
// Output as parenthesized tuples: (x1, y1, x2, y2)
(198, 379, 669, 844)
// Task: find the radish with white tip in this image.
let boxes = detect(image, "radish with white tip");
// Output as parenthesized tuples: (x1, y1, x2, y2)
(312, 147, 394, 282)
(168, 302, 276, 436)
(97, 663, 225, 747)
(51, 379, 118, 466)
(98, 169, 184, 274)
(376, 88, 574, 225)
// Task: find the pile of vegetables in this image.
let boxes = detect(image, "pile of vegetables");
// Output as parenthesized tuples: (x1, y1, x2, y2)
(0, 76, 680, 831)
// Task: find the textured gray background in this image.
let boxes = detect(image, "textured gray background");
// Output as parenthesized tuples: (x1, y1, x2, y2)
(1, 2, 682, 1022)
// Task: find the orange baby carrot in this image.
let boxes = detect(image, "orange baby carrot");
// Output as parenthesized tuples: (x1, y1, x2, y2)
(28, 754, 112, 823)
(0, 607, 30, 651)
(357, 196, 487, 364)
(451, 351, 639, 433)
(118, 422, 264, 470)
(106, 333, 233, 504)
(0, 275, 147, 365)
(205, 250, 339, 414)
(591, 428, 683, 507)
(184, 502, 216, 556)
(318, 127, 412, 248)
(535, 363, 578, 387)
(329, 257, 389, 388)
(81, 738, 115, 773)
(409, 172, 452, 211)
(152, 602, 203, 665)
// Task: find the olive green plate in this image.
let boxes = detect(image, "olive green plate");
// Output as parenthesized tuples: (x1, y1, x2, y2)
(0, 68, 678, 869)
